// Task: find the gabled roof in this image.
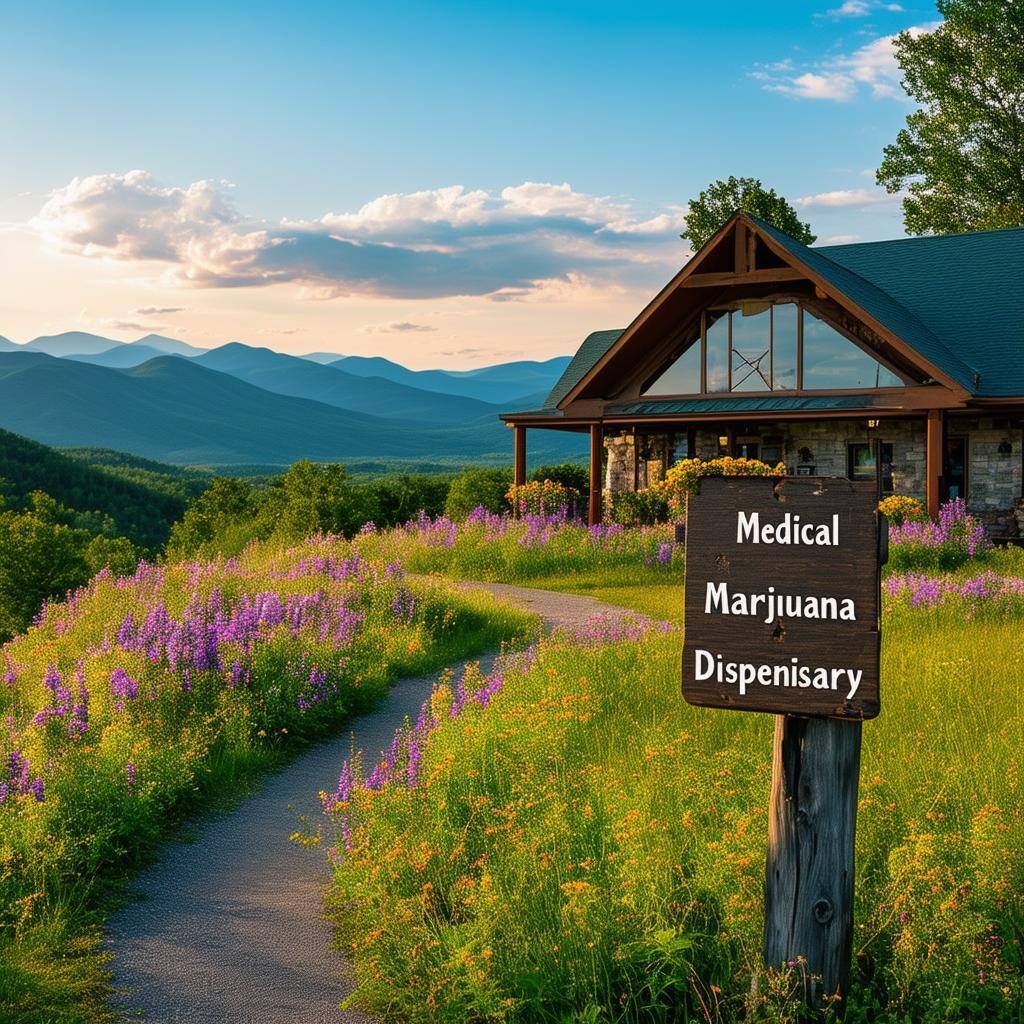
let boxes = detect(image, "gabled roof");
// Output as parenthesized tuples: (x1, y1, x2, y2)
(526, 217, 1024, 413)
(750, 215, 978, 392)
(544, 328, 624, 407)
(815, 227, 1024, 397)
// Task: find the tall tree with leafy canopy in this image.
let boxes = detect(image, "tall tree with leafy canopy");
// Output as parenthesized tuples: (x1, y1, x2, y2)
(877, 2, 1024, 235)
(681, 177, 815, 251)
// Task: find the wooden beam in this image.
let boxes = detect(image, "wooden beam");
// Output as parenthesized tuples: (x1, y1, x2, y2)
(513, 424, 527, 488)
(680, 268, 806, 288)
(926, 409, 943, 517)
(588, 423, 603, 525)
(734, 222, 748, 273)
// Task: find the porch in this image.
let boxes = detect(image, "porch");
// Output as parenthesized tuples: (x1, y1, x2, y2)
(508, 410, 1024, 534)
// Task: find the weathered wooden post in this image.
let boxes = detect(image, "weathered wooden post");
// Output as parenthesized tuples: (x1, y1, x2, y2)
(682, 475, 882, 1015)
(764, 715, 861, 1008)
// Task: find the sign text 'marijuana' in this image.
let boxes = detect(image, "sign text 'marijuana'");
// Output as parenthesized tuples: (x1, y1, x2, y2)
(682, 476, 882, 719)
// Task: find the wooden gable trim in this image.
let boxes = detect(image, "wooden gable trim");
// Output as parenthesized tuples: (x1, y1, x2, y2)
(557, 211, 970, 409)
(751, 229, 969, 399)
(556, 214, 748, 408)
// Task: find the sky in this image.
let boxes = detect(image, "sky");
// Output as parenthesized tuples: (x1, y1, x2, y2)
(0, 0, 941, 368)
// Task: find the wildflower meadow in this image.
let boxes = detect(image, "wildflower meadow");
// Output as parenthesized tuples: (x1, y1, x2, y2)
(0, 535, 532, 1019)
(320, 499, 1024, 1024)
(3, 493, 1024, 1023)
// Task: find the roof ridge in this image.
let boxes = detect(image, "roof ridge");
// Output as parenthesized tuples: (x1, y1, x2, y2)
(818, 225, 1024, 254)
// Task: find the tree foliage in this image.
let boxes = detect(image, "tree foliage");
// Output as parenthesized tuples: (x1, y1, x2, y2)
(0, 429, 193, 551)
(878, 1, 1024, 235)
(681, 177, 815, 250)
(0, 493, 126, 640)
(444, 468, 514, 521)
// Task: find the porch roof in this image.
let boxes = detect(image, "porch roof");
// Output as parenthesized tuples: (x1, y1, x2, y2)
(605, 394, 879, 417)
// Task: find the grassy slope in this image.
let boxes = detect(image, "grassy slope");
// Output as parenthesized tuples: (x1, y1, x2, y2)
(0, 549, 535, 1024)
(326, 560, 1024, 1022)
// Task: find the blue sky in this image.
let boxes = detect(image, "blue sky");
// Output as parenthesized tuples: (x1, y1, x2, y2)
(0, 0, 940, 365)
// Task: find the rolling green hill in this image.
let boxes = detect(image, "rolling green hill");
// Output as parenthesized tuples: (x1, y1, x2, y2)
(191, 343, 502, 424)
(0, 352, 583, 466)
(0, 428, 192, 549)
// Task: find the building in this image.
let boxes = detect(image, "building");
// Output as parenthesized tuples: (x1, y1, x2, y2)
(500, 211, 1024, 533)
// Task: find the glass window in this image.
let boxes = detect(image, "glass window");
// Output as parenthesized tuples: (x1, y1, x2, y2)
(641, 340, 700, 396)
(847, 441, 893, 491)
(847, 442, 876, 481)
(705, 311, 729, 393)
(772, 302, 798, 390)
(730, 303, 771, 392)
(803, 309, 903, 389)
(639, 301, 907, 397)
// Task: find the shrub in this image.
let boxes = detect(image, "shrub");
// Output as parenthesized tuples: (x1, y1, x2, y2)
(609, 488, 669, 526)
(653, 456, 786, 518)
(506, 479, 579, 516)
(888, 498, 991, 572)
(878, 494, 925, 526)
(529, 463, 589, 494)
(444, 467, 513, 521)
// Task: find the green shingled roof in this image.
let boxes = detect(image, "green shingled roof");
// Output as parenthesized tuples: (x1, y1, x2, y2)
(526, 221, 1024, 412)
(607, 395, 878, 417)
(543, 328, 624, 408)
(814, 226, 1024, 397)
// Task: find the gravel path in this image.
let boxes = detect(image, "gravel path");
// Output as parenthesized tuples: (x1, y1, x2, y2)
(105, 582, 639, 1024)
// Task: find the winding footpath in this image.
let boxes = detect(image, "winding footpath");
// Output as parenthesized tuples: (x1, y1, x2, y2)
(105, 583, 642, 1024)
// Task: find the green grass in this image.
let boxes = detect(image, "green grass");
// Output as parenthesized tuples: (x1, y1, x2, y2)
(326, 587, 1024, 1023)
(0, 536, 534, 1024)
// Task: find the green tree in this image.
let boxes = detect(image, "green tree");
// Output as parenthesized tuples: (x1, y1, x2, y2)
(166, 477, 265, 558)
(681, 177, 815, 250)
(877, 2, 1024, 235)
(265, 461, 375, 540)
(85, 534, 140, 577)
(530, 463, 589, 493)
(0, 506, 89, 640)
(444, 467, 514, 520)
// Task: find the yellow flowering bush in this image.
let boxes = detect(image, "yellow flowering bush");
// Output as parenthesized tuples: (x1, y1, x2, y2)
(652, 456, 786, 517)
(878, 494, 925, 526)
(505, 479, 579, 516)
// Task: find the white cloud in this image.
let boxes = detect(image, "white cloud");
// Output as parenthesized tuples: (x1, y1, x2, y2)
(795, 187, 896, 208)
(769, 72, 858, 101)
(256, 327, 305, 335)
(104, 319, 165, 332)
(821, 1, 903, 19)
(822, 234, 862, 244)
(32, 172, 689, 301)
(757, 21, 939, 102)
(134, 305, 187, 315)
(359, 321, 438, 334)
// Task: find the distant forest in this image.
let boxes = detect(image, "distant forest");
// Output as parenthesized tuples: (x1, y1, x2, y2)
(0, 426, 583, 641)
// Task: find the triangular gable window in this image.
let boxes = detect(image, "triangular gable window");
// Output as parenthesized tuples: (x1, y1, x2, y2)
(640, 301, 905, 396)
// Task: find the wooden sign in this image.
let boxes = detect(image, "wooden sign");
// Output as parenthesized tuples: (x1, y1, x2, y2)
(682, 476, 882, 720)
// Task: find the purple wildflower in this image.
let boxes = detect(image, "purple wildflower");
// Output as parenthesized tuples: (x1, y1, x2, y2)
(111, 668, 140, 711)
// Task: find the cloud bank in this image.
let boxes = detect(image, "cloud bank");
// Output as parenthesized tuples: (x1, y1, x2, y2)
(754, 22, 938, 102)
(33, 172, 689, 301)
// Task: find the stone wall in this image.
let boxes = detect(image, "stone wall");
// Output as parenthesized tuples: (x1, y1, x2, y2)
(605, 417, 1024, 526)
(954, 418, 1023, 512)
(693, 419, 927, 498)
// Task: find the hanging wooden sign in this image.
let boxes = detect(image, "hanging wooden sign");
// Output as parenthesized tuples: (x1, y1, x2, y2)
(682, 475, 882, 720)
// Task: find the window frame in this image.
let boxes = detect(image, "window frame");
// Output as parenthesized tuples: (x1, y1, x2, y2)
(639, 298, 913, 400)
(846, 441, 896, 493)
